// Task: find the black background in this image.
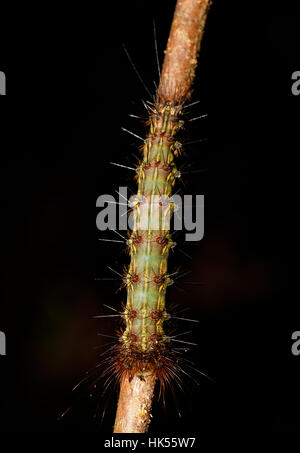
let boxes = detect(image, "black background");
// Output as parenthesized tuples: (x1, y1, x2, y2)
(0, 0, 299, 439)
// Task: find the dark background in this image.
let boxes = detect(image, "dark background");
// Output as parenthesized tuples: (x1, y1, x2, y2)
(0, 0, 299, 439)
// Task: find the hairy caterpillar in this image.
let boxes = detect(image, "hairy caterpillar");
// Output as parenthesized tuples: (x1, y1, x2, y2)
(108, 101, 184, 390)
(109, 0, 211, 433)
(99, 99, 204, 434)
(59, 0, 212, 433)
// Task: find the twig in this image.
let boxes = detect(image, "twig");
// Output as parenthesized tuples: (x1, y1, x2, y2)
(158, 0, 212, 103)
(113, 374, 156, 433)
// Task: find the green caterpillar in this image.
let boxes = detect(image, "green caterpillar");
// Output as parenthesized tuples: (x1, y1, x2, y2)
(113, 101, 184, 388)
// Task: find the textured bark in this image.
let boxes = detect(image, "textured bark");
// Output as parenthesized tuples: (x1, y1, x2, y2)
(158, 0, 211, 103)
(113, 374, 156, 433)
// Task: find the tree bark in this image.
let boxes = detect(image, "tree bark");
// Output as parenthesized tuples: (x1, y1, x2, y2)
(114, 374, 156, 433)
(158, 0, 211, 103)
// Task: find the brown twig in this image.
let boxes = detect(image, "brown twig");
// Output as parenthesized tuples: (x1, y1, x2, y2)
(113, 374, 156, 433)
(113, 0, 211, 434)
(158, 0, 212, 103)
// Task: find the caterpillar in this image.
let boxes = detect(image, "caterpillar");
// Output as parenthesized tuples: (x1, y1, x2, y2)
(100, 99, 194, 434)
(58, 0, 212, 433)
(111, 102, 183, 387)
(110, 0, 212, 433)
